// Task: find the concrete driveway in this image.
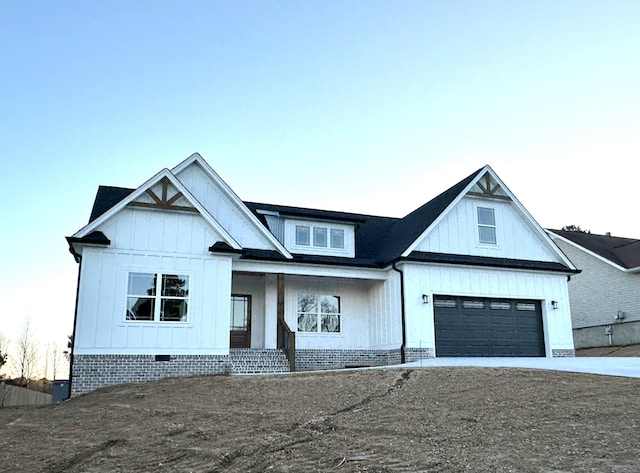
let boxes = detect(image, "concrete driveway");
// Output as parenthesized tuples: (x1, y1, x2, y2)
(402, 357, 640, 378)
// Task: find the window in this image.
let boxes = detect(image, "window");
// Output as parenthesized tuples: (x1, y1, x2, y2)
(330, 229, 344, 249)
(295, 224, 346, 249)
(295, 225, 310, 246)
(477, 207, 497, 245)
(126, 272, 189, 322)
(297, 293, 341, 333)
(313, 227, 327, 247)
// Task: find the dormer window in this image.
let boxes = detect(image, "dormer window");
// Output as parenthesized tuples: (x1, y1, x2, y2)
(477, 207, 497, 245)
(287, 220, 354, 257)
(330, 229, 344, 249)
(295, 225, 310, 246)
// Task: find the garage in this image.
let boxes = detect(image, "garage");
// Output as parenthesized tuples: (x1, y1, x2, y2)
(434, 295, 545, 357)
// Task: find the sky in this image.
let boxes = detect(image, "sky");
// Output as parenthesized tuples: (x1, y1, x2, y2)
(1, 1, 639, 375)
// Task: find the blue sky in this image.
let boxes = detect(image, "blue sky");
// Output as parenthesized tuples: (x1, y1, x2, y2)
(1, 1, 639, 373)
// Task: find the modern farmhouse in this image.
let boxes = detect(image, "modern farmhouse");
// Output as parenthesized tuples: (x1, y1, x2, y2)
(67, 153, 578, 395)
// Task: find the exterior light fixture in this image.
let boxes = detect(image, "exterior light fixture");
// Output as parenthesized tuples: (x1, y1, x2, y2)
(422, 294, 429, 304)
(551, 300, 558, 310)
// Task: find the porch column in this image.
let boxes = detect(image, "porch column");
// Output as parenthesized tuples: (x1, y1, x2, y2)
(264, 274, 279, 348)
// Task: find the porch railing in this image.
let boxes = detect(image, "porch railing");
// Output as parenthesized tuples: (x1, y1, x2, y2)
(277, 317, 296, 372)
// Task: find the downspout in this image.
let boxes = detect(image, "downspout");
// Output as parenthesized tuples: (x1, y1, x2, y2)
(66, 241, 82, 398)
(392, 262, 407, 364)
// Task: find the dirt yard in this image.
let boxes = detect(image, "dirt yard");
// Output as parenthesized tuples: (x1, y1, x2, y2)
(1, 367, 639, 472)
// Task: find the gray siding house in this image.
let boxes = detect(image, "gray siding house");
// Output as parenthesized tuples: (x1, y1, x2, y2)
(548, 230, 640, 348)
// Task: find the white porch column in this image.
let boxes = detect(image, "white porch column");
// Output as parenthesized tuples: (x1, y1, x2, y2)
(264, 274, 278, 349)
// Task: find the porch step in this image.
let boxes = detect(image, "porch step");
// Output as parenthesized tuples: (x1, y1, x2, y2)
(229, 348, 291, 374)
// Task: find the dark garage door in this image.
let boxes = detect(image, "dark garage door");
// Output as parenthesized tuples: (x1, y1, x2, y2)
(434, 295, 545, 357)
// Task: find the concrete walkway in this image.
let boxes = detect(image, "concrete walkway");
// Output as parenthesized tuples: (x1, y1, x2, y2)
(401, 357, 640, 378)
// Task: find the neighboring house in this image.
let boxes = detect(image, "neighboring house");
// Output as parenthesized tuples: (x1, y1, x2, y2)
(67, 153, 578, 395)
(548, 229, 640, 348)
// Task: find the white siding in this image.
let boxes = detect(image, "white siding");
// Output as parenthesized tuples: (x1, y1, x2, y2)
(284, 276, 375, 349)
(552, 238, 640, 328)
(95, 208, 223, 255)
(401, 263, 574, 356)
(75, 249, 232, 355)
(415, 196, 560, 262)
(368, 273, 403, 349)
(174, 162, 277, 250)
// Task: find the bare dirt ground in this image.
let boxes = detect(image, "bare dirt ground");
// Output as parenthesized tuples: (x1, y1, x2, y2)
(576, 344, 640, 357)
(1, 367, 639, 473)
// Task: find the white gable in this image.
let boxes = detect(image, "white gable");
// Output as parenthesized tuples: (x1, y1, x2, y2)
(172, 155, 290, 256)
(403, 166, 575, 268)
(414, 195, 562, 262)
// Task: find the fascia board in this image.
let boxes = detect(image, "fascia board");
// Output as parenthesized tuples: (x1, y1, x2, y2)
(488, 171, 578, 271)
(73, 169, 242, 250)
(233, 260, 389, 280)
(401, 165, 492, 257)
(172, 153, 293, 259)
(547, 230, 628, 272)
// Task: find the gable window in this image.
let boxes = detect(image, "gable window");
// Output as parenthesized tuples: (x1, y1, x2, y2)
(126, 272, 189, 322)
(477, 207, 497, 245)
(295, 225, 310, 246)
(297, 293, 341, 333)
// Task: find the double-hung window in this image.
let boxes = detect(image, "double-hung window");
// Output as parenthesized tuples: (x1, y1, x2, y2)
(126, 272, 189, 322)
(297, 293, 341, 333)
(477, 207, 497, 245)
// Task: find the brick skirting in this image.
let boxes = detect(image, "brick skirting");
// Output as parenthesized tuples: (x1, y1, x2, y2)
(295, 349, 402, 371)
(551, 349, 576, 357)
(71, 354, 230, 396)
(404, 347, 436, 362)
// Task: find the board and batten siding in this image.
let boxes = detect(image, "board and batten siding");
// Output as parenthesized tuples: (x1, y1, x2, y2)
(415, 196, 560, 262)
(368, 273, 403, 349)
(74, 208, 234, 355)
(174, 162, 276, 251)
(553, 239, 640, 328)
(283, 276, 378, 350)
(400, 263, 574, 356)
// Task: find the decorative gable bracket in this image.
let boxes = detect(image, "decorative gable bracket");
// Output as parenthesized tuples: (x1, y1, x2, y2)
(128, 177, 198, 213)
(467, 172, 511, 201)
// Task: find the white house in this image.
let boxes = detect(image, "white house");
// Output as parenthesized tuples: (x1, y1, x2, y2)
(67, 153, 578, 395)
(548, 229, 640, 348)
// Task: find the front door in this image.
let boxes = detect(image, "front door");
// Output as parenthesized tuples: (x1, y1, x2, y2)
(230, 294, 251, 348)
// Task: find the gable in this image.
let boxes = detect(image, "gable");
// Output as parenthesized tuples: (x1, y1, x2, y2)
(401, 167, 575, 269)
(94, 207, 225, 255)
(414, 195, 562, 262)
(72, 169, 241, 251)
(172, 156, 290, 256)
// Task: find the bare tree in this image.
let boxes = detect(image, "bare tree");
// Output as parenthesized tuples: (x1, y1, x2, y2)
(0, 333, 8, 375)
(13, 318, 39, 387)
(48, 342, 63, 381)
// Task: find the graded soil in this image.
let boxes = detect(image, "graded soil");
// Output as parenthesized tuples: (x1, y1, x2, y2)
(1, 367, 639, 472)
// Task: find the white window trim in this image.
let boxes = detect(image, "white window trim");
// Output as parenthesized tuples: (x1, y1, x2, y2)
(477, 206, 497, 246)
(125, 271, 190, 324)
(287, 219, 353, 257)
(296, 293, 342, 334)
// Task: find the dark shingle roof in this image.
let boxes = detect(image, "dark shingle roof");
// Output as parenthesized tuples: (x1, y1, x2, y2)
(551, 230, 640, 270)
(89, 186, 135, 223)
(83, 167, 574, 272)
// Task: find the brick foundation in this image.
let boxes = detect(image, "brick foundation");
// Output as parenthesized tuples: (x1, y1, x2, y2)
(551, 349, 576, 357)
(295, 349, 401, 371)
(404, 347, 435, 362)
(71, 354, 230, 396)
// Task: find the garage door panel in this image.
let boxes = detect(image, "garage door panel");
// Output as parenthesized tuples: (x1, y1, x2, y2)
(434, 295, 545, 357)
